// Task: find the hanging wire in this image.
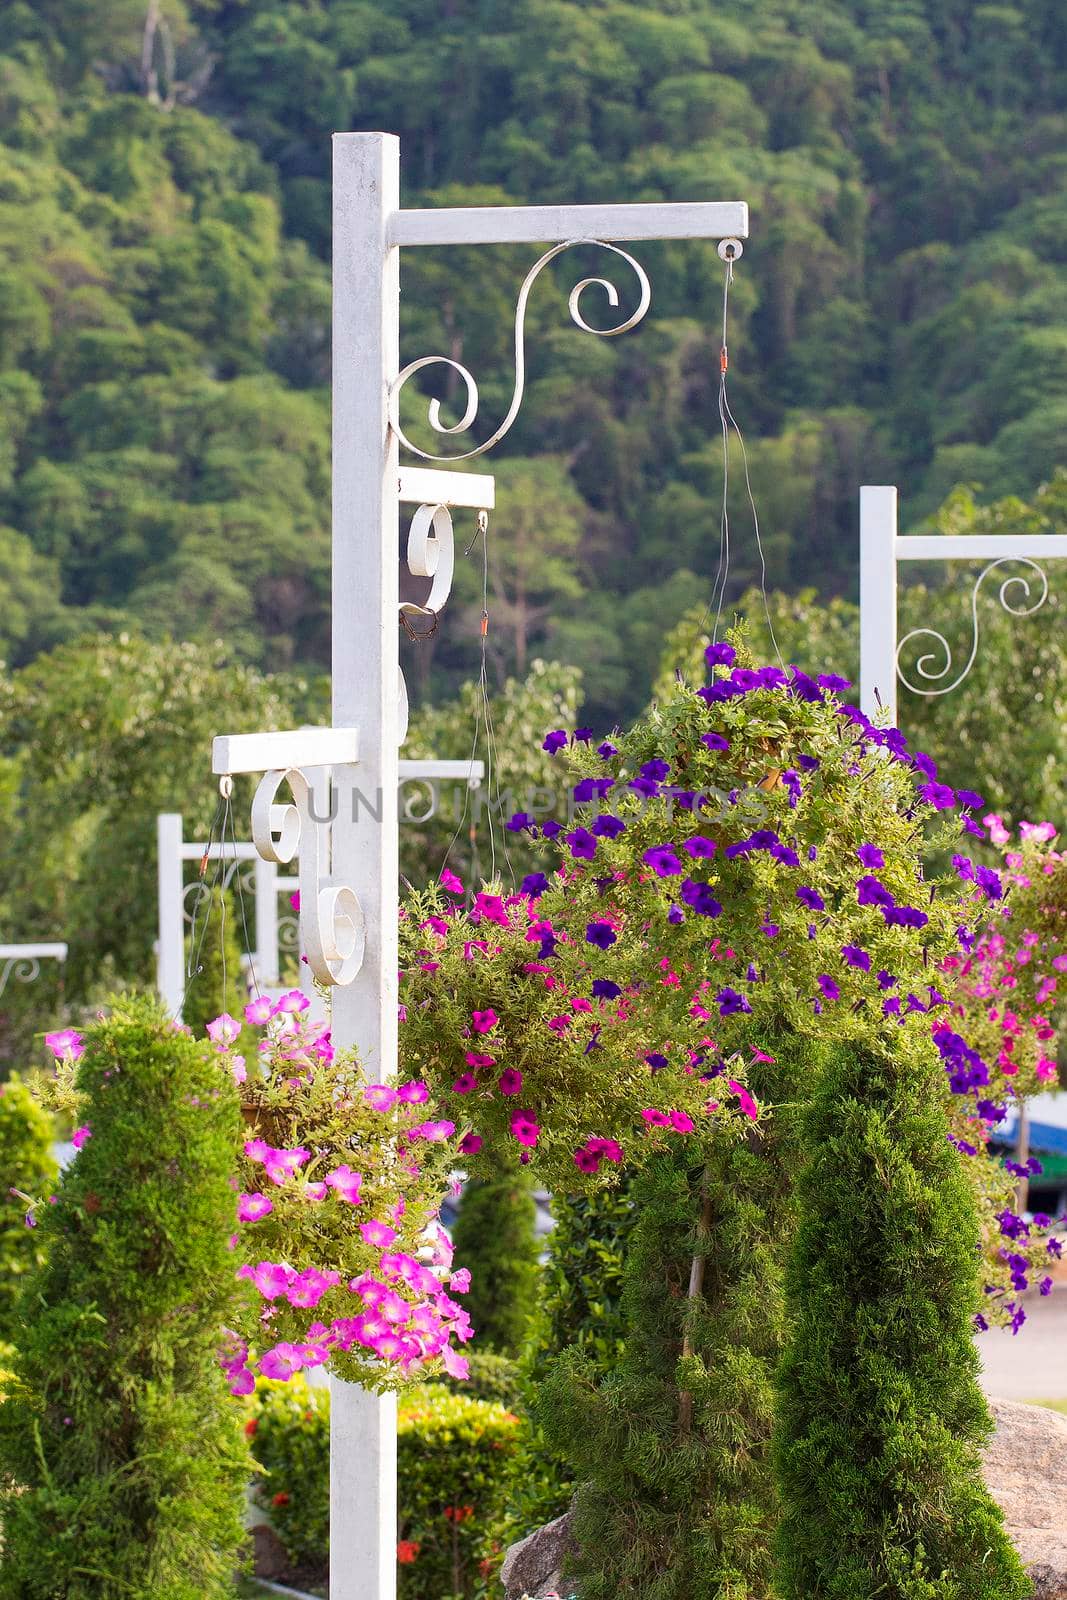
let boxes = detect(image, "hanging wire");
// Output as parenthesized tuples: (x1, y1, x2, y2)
(702, 243, 785, 671)
(221, 776, 261, 1004)
(181, 775, 262, 1021)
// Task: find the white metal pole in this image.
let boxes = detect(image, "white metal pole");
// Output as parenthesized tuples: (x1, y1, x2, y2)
(329, 130, 400, 1600)
(253, 856, 280, 987)
(156, 813, 185, 1019)
(859, 485, 899, 724)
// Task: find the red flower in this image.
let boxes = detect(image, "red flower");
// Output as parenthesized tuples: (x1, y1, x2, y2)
(444, 1504, 475, 1523)
(397, 1540, 421, 1564)
(272, 1491, 290, 1507)
(244, 1418, 258, 1437)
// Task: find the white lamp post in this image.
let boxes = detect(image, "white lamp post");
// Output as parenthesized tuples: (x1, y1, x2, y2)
(212, 130, 748, 1600)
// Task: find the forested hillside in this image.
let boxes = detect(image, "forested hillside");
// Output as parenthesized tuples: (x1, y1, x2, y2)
(1, 0, 1065, 723)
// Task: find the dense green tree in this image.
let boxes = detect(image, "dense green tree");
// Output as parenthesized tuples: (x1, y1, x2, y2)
(451, 1147, 540, 1358)
(0, 1074, 56, 1343)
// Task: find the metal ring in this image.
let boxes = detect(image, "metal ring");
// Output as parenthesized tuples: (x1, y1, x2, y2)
(718, 238, 744, 262)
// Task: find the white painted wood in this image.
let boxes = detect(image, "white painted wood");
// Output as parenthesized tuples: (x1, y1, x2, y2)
(398, 466, 495, 509)
(254, 856, 280, 987)
(399, 758, 484, 788)
(0, 943, 67, 960)
(330, 130, 400, 1600)
(212, 726, 358, 776)
(178, 840, 259, 862)
(391, 200, 749, 247)
(156, 813, 185, 1019)
(859, 485, 899, 724)
(896, 534, 1067, 561)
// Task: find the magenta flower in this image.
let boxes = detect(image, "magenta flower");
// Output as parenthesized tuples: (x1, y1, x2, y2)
(397, 1079, 430, 1104)
(450, 1267, 471, 1293)
(206, 1013, 241, 1048)
(44, 1027, 84, 1061)
(471, 1009, 498, 1034)
(409, 1119, 455, 1142)
(499, 1068, 523, 1095)
(242, 1261, 294, 1300)
(441, 1345, 470, 1380)
(361, 1219, 398, 1248)
(451, 1073, 477, 1094)
(459, 1133, 483, 1155)
(325, 1165, 363, 1204)
(464, 1052, 495, 1068)
(510, 1110, 540, 1147)
(641, 1108, 671, 1127)
(364, 1083, 397, 1111)
(273, 989, 310, 1016)
(727, 1080, 759, 1121)
(237, 1192, 273, 1223)
(72, 1125, 92, 1151)
(440, 868, 464, 895)
(244, 996, 274, 1026)
(259, 1342, 304, 1381)
(670, 1111, 695, 1133)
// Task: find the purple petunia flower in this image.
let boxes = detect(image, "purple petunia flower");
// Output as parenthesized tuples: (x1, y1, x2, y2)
(585, 921, 617, 950)
(683, 835, 717, 859)
(856, 843, 884, 869)
(882, 904, 929, 929)
(818, 673, 852, 691)
(731, 667, 763, 691)
(542, 730, 568, 754)
(913, 751, 937, 779)
(716, 987, 752, 1017)
(542, 819, 562, 840)
(597, 740, 617, 760)
(919, 780, 956, 810)
(667, 905, 685, 924)
(841, 945, 871, 972)
(856, 875, 894, 909)
(573, 777, 613, 803)
(797, 886, 825, 911)
(567, 828, 598, 860)
(522, 872, 549, 898)
(771, 843, 800, 867)
(643, 844, 683, 877)
(789, 668, 823, 702)
(507, 811, 536, 832)
(817, 974, 840, 1001)
(705, 642, 735, 668)
(877, 969, 896, 990)
(592, 813, 626, 839)
(592, 978, 622, 999)
(957, 787, 983, 808)
(641, 759, 671, 782)
(574, 727, 594, 743)
(680, 879, 722, 917)
(974, 864, 1004, 901)
(701, 732, 730, 752)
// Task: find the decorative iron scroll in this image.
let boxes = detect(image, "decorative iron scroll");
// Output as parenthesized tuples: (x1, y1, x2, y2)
(389, 238, 651, 462)
(0, 955, 40, 1002)
(251, 767, 366, 987)
(896, 558, 1049, 697)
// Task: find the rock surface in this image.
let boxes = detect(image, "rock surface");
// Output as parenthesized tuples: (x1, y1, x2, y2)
(500, 1510, 576, 1599)
(985, 1398, 1067, 1599)
(501, 1400, 1067, 1599)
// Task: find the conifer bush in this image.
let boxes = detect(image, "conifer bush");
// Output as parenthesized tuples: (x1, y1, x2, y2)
(536, 1045, 808, 1600)
(450, 1145, 540, 1357)
(0, 1072, 56, 1342)
(774, 1035, 1030, 1600)
(0, 994, 251, 1599)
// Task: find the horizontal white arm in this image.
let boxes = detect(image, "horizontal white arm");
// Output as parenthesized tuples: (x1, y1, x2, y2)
(390, 201, 748, 248)
(212, 727, 359, 775)
(400, 759, 484, 787)
(897, 535, 1067, 561)
(0, 943, 67, 960)
(399, 467, 495, 509)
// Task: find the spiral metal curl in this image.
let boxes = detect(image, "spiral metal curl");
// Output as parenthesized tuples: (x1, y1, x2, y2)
(389, 239, 652, 461)
(0, 956, 41, 1001)
(896, 558, 1049, 697)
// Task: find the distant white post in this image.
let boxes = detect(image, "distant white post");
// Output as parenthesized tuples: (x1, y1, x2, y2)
(156, 813, 185, 1018)
(859, 484, 898, 723)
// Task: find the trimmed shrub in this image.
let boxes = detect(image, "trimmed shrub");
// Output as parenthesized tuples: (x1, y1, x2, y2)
(535, 1043, 807, 1600)
(450, 1146, 540, 1357)
(0, 1072, 56, 1341)
(0, 994, 251, 1599)
(774, 1037, 1030, 1600)
(249, 1376, 522, 1598)
(436, 1349, 523, 1409)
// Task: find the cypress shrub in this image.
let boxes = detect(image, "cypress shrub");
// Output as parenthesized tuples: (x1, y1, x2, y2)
(774, 1036, 1030, 1600)
(536, 1044, 808, 1600)
(451, 1145, 540, 1357)
(0, 1072, 56, 1342)
(0, 993, 250, 1599)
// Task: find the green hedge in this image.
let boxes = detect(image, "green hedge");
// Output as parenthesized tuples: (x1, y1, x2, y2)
(0, 1073, 56, 1343)
(450, 1148, 540, 1357)
(0, 994, 250, 1600)
(249, 1376, 522, 1597)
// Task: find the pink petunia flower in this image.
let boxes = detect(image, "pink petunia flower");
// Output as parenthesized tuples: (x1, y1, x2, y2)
(325, 1165, 364, 1204)
(360, 1219, 398, 1248)
(364, 1083, 397, 1112)
(44, 1028, 84, 1061)
(727, 1080, 760, 1121)
(510, 1109, 540, 1147)
(259, 1342, 304, 1380)
(244, 996, 274, 1026)
(440, 868, 464, 895)
(72, 1125, 92, 1150)
(397, 1080, 430, 1104)
(471, 1009, 498, 1034)
(273, 990, 310, 1016)
(498, 1068, 523, 1096)
(238, 1192, 273, 1223)
(206, 1014, 241, 1048)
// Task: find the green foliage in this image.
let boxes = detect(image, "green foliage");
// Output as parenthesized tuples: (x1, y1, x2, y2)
(450, 1147, 540, 1358)
(0, 1073, 56, 1343)
(433, 1348, 523, 1409)
(248, 1376, 523, 1598)
(0, 992, 250, 1599)
(2, 0, 1067, 728)
(774, 1037, 1030, 1600)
